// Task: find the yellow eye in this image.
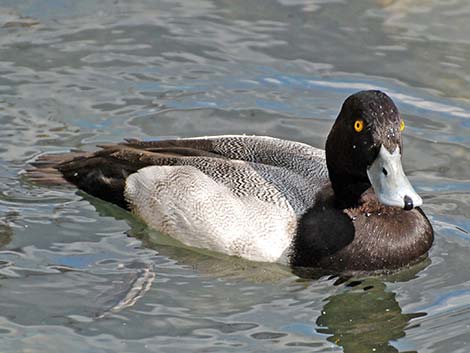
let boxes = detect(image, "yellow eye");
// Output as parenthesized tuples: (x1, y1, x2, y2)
(400, 120, 405, 132)
(354, 119, 364, 132)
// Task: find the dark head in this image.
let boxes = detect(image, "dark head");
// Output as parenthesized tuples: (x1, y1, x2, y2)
(325, 90, 422, 210)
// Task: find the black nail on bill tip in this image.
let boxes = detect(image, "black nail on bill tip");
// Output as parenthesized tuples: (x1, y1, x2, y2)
(404, 195, 413, 210)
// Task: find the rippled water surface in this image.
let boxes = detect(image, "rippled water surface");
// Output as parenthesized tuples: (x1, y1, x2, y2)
(1, 1, 469, 352)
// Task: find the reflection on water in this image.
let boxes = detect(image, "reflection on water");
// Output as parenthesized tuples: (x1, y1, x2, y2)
(0, 0, 470, 352)
(317, 278, 424, 353)
(0, 223, 12, 248)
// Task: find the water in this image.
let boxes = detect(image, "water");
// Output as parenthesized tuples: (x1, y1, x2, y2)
(0, 1, 469, 352)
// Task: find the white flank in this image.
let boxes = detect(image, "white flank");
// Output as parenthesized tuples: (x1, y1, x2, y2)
(124, 165, 296, 263)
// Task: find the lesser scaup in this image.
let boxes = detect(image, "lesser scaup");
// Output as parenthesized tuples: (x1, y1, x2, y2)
(29, 90, 433, 272)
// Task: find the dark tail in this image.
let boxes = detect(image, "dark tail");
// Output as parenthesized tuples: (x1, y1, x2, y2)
(24, 151, 90, 186)
(25, 148, 137, 209)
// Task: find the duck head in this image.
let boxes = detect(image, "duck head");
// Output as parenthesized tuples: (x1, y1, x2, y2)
(325, 90, 422, 210)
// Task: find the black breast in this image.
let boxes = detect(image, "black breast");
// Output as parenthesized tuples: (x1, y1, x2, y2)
(291, 201, 433, 272)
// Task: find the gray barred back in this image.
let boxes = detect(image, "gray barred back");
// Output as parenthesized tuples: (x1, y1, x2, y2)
(124, 135, 329, 263)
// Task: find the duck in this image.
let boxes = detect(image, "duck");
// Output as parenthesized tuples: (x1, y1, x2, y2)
(28, 90, 433, 272)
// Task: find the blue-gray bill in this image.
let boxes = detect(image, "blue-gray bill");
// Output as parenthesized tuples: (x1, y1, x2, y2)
(367, 145, 422, 210)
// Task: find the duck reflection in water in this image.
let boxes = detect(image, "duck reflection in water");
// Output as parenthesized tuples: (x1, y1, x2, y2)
(312, 265, 428, 353)
(0, 223, 12, 249)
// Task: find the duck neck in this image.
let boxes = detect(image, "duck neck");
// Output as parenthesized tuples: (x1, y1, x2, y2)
(329, 171, 371, 209)
(325, 125, 373, 210)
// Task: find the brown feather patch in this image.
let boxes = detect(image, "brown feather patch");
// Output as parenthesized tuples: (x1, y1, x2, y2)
(24, 151, 91, 186)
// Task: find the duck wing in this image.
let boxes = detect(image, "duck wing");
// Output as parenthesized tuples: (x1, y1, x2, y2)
(66, 135, 327, 206)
